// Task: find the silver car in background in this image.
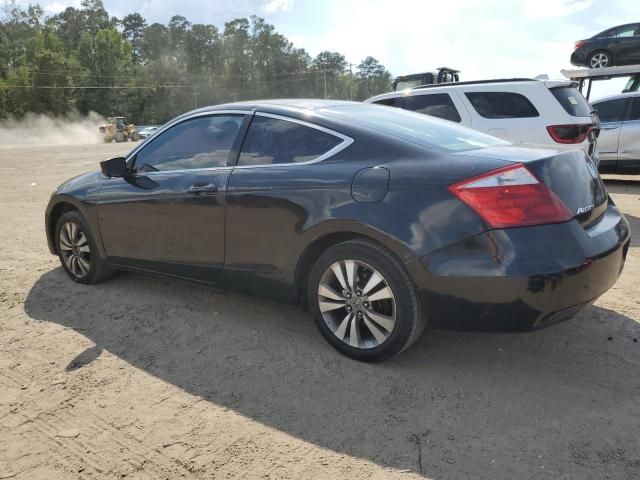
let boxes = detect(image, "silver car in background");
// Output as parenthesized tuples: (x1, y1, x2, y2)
(592, 92, 640, 172)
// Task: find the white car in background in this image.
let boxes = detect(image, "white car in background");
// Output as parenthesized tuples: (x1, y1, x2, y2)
(138, 126, 160, 139)
(591, 92, 640, 173)
(366, 78, 600, 164)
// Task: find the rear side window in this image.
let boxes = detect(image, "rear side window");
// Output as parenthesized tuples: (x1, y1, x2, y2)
(329, 104, 508, 152)
(403, 94, 462, 122)
(550, 87, 592, 117)
(616, 25, 637, 37)
(628, 98, 640, 121)
(465, 92, 539, 119)
(238, 115, 342, 166)
(595, 27, 622, 38)
(593, 99, 628, 123)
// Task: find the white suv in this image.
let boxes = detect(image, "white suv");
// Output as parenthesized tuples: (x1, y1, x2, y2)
(365, 78, 600, 163)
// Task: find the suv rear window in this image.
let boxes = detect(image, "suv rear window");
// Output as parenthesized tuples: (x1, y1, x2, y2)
(465, 92, 539, 119)
(550, 87, 592, 117)
(403, 94, 462, 123)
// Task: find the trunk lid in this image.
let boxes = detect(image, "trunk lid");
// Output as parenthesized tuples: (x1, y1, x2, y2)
(457, 146, 608, 228)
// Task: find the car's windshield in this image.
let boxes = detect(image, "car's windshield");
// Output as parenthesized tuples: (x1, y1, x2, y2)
(328, 104, 509, 152)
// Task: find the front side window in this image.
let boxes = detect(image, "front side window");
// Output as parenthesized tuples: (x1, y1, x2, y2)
(403, 93, 462, 122)
(237, 115, 343, 166)
(465, 92, 540, 119)
(594, 99, 628, 123)
(133, 115, 243, 173)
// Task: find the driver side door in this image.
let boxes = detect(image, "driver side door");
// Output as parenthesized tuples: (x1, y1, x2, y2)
(96, 111, 250, 283)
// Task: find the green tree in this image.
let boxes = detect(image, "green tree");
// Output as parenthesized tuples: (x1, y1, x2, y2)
(1, 5, 395, 121)
(355, 56, 391, 99)
(122, 13, 146, 63)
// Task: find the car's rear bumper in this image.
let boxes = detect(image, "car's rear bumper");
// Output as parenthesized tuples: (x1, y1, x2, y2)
(570, 49, 588, 66)
(411, 203, 630, 331)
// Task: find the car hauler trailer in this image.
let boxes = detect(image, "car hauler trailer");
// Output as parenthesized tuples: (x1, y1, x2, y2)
(561, 64, 640, 99)
(392, 67, 460, 91)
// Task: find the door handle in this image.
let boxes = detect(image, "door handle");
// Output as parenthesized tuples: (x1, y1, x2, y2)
(188, 183, 218, 194)
(601, 126, 619, 130)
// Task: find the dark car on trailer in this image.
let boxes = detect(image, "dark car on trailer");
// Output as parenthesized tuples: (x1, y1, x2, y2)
(45, 100, 630, 362)
(571, 23, 640, 68)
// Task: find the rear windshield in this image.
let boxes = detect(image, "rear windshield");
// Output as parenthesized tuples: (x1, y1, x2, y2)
(328, 104, 509, 152)
(550, 87, 592, 117)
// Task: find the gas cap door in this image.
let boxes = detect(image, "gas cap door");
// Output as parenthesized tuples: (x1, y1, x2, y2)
(351, 167, 390, 203)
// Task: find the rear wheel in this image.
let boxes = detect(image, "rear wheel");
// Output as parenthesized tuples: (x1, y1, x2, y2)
(589, 51, 611, 68)
(55, 211, 114, 284)
(308, 239, 425, 362)
(130, 131, 140, 142)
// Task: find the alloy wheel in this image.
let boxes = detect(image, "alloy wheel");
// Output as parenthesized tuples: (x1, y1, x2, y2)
(590, 53, 609, 68)
(59, 221, 91, 278)
(317, 260, 396, 349)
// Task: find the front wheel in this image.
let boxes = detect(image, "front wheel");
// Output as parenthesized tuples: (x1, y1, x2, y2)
(589, 51, 611, 68)
(55, 211, 114, 284)
(308, 239, 425, 362)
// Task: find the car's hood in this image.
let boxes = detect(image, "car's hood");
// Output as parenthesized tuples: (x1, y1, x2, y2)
(56, 170, 102, 195)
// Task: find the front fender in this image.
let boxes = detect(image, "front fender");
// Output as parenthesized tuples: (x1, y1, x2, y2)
(45, 172, 106, 260)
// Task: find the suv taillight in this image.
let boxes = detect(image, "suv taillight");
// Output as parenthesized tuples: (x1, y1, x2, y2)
(547, 124, 593, 144)
(449, 164, 572, 228)
(574, 40, 585, 50)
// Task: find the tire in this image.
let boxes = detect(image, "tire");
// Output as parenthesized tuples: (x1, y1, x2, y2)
(588, 50, 612, 69)
(114, 131, 125, 143)
(130, 131, 140, 142)
(55, 210, 115, 284)
(307, 239, 425, 362)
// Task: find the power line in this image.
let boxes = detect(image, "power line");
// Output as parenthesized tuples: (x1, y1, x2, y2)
(0, 74, 329, 89)
(0, 65, 346, 80)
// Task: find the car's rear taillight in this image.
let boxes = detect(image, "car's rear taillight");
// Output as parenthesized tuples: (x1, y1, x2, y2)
(448, 164, 572, 228)
(547, 124, 593, 144)
(574, 40, 585, 50)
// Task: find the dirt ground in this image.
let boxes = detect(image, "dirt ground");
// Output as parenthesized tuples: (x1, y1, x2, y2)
(0, 143, 638, 480)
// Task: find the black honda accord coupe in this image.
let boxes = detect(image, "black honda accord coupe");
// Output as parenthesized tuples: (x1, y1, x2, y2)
(45, 100, 630, 361)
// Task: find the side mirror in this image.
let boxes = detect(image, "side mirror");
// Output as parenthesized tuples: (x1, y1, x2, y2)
(100, 157, 128, 178)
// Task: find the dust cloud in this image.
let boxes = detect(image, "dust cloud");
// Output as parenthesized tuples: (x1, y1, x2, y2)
(0, 112, 106, 145)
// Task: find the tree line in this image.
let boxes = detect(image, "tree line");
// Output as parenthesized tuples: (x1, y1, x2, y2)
(0, 0, 393, 124)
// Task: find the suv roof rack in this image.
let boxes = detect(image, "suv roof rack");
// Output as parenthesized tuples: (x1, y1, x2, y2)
(410, 78, 536, 91)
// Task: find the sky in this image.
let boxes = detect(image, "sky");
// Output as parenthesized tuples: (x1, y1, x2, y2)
(7, 0, 640, 99)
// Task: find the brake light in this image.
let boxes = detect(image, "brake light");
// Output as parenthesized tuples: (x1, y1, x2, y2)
(547, 124, 592, 144)
(449, 164, 572, 228)
(574, 40, 585, 50)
